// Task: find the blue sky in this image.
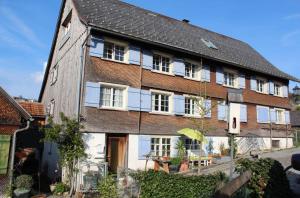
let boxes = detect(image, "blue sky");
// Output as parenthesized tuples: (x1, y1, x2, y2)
(0, 0, 299, 100)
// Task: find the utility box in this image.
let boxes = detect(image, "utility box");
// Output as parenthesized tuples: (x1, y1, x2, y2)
(228, 103, 240, 134)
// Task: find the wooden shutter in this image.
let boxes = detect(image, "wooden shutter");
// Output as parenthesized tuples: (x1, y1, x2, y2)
(216, 66, 224, 84)
(140, 90, 151, 112)
(170, 136, 180, 157)
(204, 99, 211, 118)
(129, 45, 141, 65)
(240, 104, 247, 122)
(285, 111, 290, 124)
(218, 103, 227, 121)
(173, 95, 185, 115)
(138, 135, 151, 160)
(250, 76, 257, 91)
(142, 50, 153, 70)
(270, 109, 276, 123)
(257, 106, 269, 123)
(84, 82, 100, 108)
(238, 73, 245, 89)
(128, 87, 141, 111)
(0, 135, 11, 174)
(89, 35, 104, 58)
(282, 86, 288, 97)
(201, 65, 210, 82)
(173, 58, 185, 76)
(269, 81, 274, 95)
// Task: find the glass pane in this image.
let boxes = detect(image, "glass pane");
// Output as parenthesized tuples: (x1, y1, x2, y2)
(103, 42, 113, 59)
(153, 54, 160, 70)
(112, 88, 123, 107)
(161, 57, 170, 72)
(114, 45, 125, 61)
(100, 87, 111, 107)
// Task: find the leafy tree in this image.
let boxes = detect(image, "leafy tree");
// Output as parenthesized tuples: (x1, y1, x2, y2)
(43, 112, 86, 195)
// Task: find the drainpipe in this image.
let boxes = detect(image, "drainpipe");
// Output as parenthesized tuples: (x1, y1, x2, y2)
(9, 120, 32, 187)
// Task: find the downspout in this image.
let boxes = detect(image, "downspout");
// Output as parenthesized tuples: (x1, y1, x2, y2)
(9, 120, 32, 187)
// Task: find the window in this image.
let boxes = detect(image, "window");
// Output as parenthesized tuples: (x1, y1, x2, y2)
(275, 109, 285, 124)
(47, 99, 55, 116)
(50, 65, 58, 85)
(153, 54, 170, 73)
(100, 86, 124, 108)
(185, 139, 200, 150)
(64, 21, 71, 36)
(274, 84, 281, 96)
(152, 93, 170, 112)
(185, 62, 197, 78)
(256, 79, 265, 93)
(150, 137, 171, 157)
(185, 98, 195, 115)
(201, 38, 218, 50)
(224, 72, 235, 87)
(62, 11, 72, 36)
(103, 42, 125, 61)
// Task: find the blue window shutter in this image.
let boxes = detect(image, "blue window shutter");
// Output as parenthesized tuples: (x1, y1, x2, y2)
(240, 104, 247, 122)
(128, 87, 141, 111)
(201, 65, 210, 82)
(89, 35, 104, 58)
(238, 73, 246, 89)
(142, 50, 153, 70)
(204, 99, 211, 117)
(250, 76, 257, 91)
(138, 135, 151, 160)
(216, 66, 224, 84)
(218, 103, 227, 121)
(282, 86, 288, 97)
(269, 81, 274, 95)
(140, 90, 151, 112)
(129, 45, 141, 65)
(173, 58, 185, 76)
(257, 106, 269, 123)
(270, 109, 276, 123)
(171, 136, 180, 157)
(285, 111, 290, 124)
(84, 82, 100, 107)
(173, 95, 185, 115)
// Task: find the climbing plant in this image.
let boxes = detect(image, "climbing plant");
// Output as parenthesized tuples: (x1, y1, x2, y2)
(43, 112, 86, 195)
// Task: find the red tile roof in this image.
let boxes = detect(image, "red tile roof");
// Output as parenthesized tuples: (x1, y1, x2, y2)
(19, 102, 45, 117)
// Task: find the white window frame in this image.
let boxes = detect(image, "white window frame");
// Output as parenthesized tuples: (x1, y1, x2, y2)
(223, 68, 238, 88)
(152, 51, 173, 75)
(184, 60, 201, 81)
(150, 89, 173, 115)
(274, 82, 282, 97)
(274, 108, 285, 124)
(256, 77, 267, 94)
(184, 95, 203, 117)
(102, 38, 129, 63)
(50, 65, 58, 85)
(99, 82, 128, 111)
(150, 137, 171, 157)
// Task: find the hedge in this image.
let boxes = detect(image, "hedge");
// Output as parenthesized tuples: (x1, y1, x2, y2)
(131, 170, 227, 198)
(235, 158, 292, 198)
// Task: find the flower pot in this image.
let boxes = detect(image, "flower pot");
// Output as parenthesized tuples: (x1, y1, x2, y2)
(14, 189, 30, 198)
(179, 160, 189, 172)
(50, 184, 56, 193)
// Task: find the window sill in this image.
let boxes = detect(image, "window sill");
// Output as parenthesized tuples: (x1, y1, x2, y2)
(101, 57, 129, 65)
(98, 106, 127, 111)
(223, 84, 239, 89)
(184, 76, 201, 82)
(184, 114, 201, 118)
(152, 70, 175, 76)
(275, 122, 286, 125)
(257, 121, 270, 124)
(150, 111, 174, 116)
(255, 91, 268, 95)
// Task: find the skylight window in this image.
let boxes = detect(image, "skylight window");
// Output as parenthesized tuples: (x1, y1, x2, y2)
(201, 38, 218, 50)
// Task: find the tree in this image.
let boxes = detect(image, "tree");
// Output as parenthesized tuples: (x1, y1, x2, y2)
(43, 112, 86, 196)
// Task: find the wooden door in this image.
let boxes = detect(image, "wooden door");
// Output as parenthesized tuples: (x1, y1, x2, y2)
(0, 135, 11, 175)
(107, 136, 126, 173)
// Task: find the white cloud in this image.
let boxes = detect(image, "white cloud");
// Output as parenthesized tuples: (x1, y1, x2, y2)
(283, 13, 300, 20)
(31, 61, 47, 84)
(0, 6, 44, 48)
(281, 30, 300, 47)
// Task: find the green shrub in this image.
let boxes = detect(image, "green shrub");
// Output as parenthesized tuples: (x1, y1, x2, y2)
(15, 174, 33, 190)
(54, 182, 69, 195)
(97, 175, 118, 198)
(235, 158, 292, 198)
(131, 170, 227, 198)
(170, 157, 182, 166)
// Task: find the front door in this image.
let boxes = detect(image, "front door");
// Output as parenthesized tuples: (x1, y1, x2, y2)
(0, 135, 11, 175)
(107, 135, 127, 173)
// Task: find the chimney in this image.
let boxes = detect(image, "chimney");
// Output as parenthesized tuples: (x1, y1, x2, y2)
(182, 19, 190, 23)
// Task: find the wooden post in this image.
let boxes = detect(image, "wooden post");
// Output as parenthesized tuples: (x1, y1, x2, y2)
(270, 122, 273, 151)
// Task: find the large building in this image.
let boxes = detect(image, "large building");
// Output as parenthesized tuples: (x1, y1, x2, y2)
(39, 0, 299, 177)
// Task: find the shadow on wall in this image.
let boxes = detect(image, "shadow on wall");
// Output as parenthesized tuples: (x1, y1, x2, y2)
(237, 134, 267, 154)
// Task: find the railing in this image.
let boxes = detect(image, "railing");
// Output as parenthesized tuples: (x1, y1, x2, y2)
(214, 170, 252, 198)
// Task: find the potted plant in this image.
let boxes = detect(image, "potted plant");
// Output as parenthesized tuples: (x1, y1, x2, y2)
(169, 157, 181, 172)
(14, 174, 33, 198)
(53, 182, 69, 196)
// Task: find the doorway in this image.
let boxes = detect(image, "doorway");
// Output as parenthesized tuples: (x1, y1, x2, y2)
(106, 134, 127, 173)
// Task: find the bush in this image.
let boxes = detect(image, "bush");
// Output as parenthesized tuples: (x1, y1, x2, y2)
(170, 157, 182, 166)
(97, 175, 118, 198)
(235, 158, 292, 198)
(131, 170, 227, 198)
(15, 174, 33, 190)
(54, 182, 69, 195)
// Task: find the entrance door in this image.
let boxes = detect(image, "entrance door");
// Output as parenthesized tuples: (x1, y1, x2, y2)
(107, 135, 127, 173)
(0, 135, 11, 175)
